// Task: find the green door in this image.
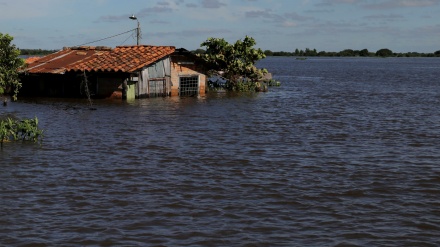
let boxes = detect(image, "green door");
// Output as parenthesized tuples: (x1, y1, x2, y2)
(126, 81, 136, 100)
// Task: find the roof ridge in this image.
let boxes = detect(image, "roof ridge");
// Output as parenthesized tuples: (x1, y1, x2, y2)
(115, 45, 176, 48)
(67, 46, 113, 51)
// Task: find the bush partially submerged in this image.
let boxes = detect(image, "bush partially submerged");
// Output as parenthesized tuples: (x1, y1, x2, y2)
(208, 77, 280, 92)
(200, 36, 271, 92)
(0, 117, 43, 148)
(265, 79, 281, 87)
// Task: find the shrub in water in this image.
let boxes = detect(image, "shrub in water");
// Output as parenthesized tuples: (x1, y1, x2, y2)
(0, 117, 43, 148)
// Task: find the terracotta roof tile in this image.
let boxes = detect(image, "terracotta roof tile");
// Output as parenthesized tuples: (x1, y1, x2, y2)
(71, 45, 176, 73)
(24, 45, 176, 74)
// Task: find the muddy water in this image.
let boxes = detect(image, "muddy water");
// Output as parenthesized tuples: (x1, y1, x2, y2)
(1, 57, 440, 246)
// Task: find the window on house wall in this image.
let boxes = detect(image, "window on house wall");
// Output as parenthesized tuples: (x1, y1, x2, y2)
(179, 75, 199, 96)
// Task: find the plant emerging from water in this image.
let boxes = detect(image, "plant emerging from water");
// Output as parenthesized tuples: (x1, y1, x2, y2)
(200, 36, 269, 92)
(207, 77, 280, 92)
(0, 33, 44, 148)
(0, 117, 43, 148)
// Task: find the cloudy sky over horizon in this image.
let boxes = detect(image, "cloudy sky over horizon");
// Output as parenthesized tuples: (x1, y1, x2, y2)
(1, 0, 439, 53)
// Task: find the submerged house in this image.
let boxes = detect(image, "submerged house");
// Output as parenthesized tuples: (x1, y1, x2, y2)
(20, 45, 207, 99)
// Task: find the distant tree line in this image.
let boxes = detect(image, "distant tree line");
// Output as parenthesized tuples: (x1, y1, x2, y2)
(24, 47, 440, 58)
(261, 48, 440, 57)
(20, 49, 58, 56)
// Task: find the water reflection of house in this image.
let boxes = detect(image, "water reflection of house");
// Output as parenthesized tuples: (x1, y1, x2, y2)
(20, 45, 207, 100)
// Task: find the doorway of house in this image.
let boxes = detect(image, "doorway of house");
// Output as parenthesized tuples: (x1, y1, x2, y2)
(149, 78, 167, 97)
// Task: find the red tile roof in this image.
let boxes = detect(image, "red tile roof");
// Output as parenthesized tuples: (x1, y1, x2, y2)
(24, 45, 175, 74)
(68, 45, 175, 73)
(24, 56, 42, 64)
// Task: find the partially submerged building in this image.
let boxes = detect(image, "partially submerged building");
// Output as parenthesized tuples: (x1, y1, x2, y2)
(20, 45, 207, 99)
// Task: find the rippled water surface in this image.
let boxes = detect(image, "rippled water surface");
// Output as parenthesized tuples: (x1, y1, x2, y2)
(1, 57, 440, 246)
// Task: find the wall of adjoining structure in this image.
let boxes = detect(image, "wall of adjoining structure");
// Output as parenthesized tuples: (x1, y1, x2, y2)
(136, 57, 171, 98)
(170, 55, 206, 97)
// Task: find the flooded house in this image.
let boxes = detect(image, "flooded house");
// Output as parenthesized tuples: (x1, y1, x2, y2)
(20, 45, 207, 99)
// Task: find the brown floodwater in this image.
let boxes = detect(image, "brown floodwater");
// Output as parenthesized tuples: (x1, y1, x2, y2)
(1, 57, 440, 246)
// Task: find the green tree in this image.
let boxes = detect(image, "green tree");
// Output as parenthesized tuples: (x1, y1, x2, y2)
(191, 48, 206, 55)
(339, 49, 355, 56)
(359, 49, 369, 57)
(0, 33, 24, 100)
(304, 48, 317, 56)
(200, 36, 267, 92)
(264, 50, 273, 56)
(376, 48, 393, 57)
(273, 51, 292, 56)
(0, 34, 43, 147)
(20, 48, 57, 55)
(305, 48, 311, 55)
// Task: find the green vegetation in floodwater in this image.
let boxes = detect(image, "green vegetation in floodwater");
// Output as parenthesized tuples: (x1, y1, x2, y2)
(207, 77, 280, 92)
(200, 36, 269, 92)
(0, 117, 43, 148)
(265, 79, 281, 87)
(1, 33, 44, 148)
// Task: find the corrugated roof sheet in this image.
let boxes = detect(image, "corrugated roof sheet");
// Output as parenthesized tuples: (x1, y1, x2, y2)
(24, 56, 42, 64)
(24, 45, 176, 74)
(24, 46, 111, 74)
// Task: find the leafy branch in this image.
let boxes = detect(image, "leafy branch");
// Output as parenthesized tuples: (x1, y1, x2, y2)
(200, 36, 268, 92)
(0, 117, 43, 148)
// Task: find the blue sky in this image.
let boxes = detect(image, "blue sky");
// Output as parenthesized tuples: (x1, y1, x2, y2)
(1, 0, 439, 53)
